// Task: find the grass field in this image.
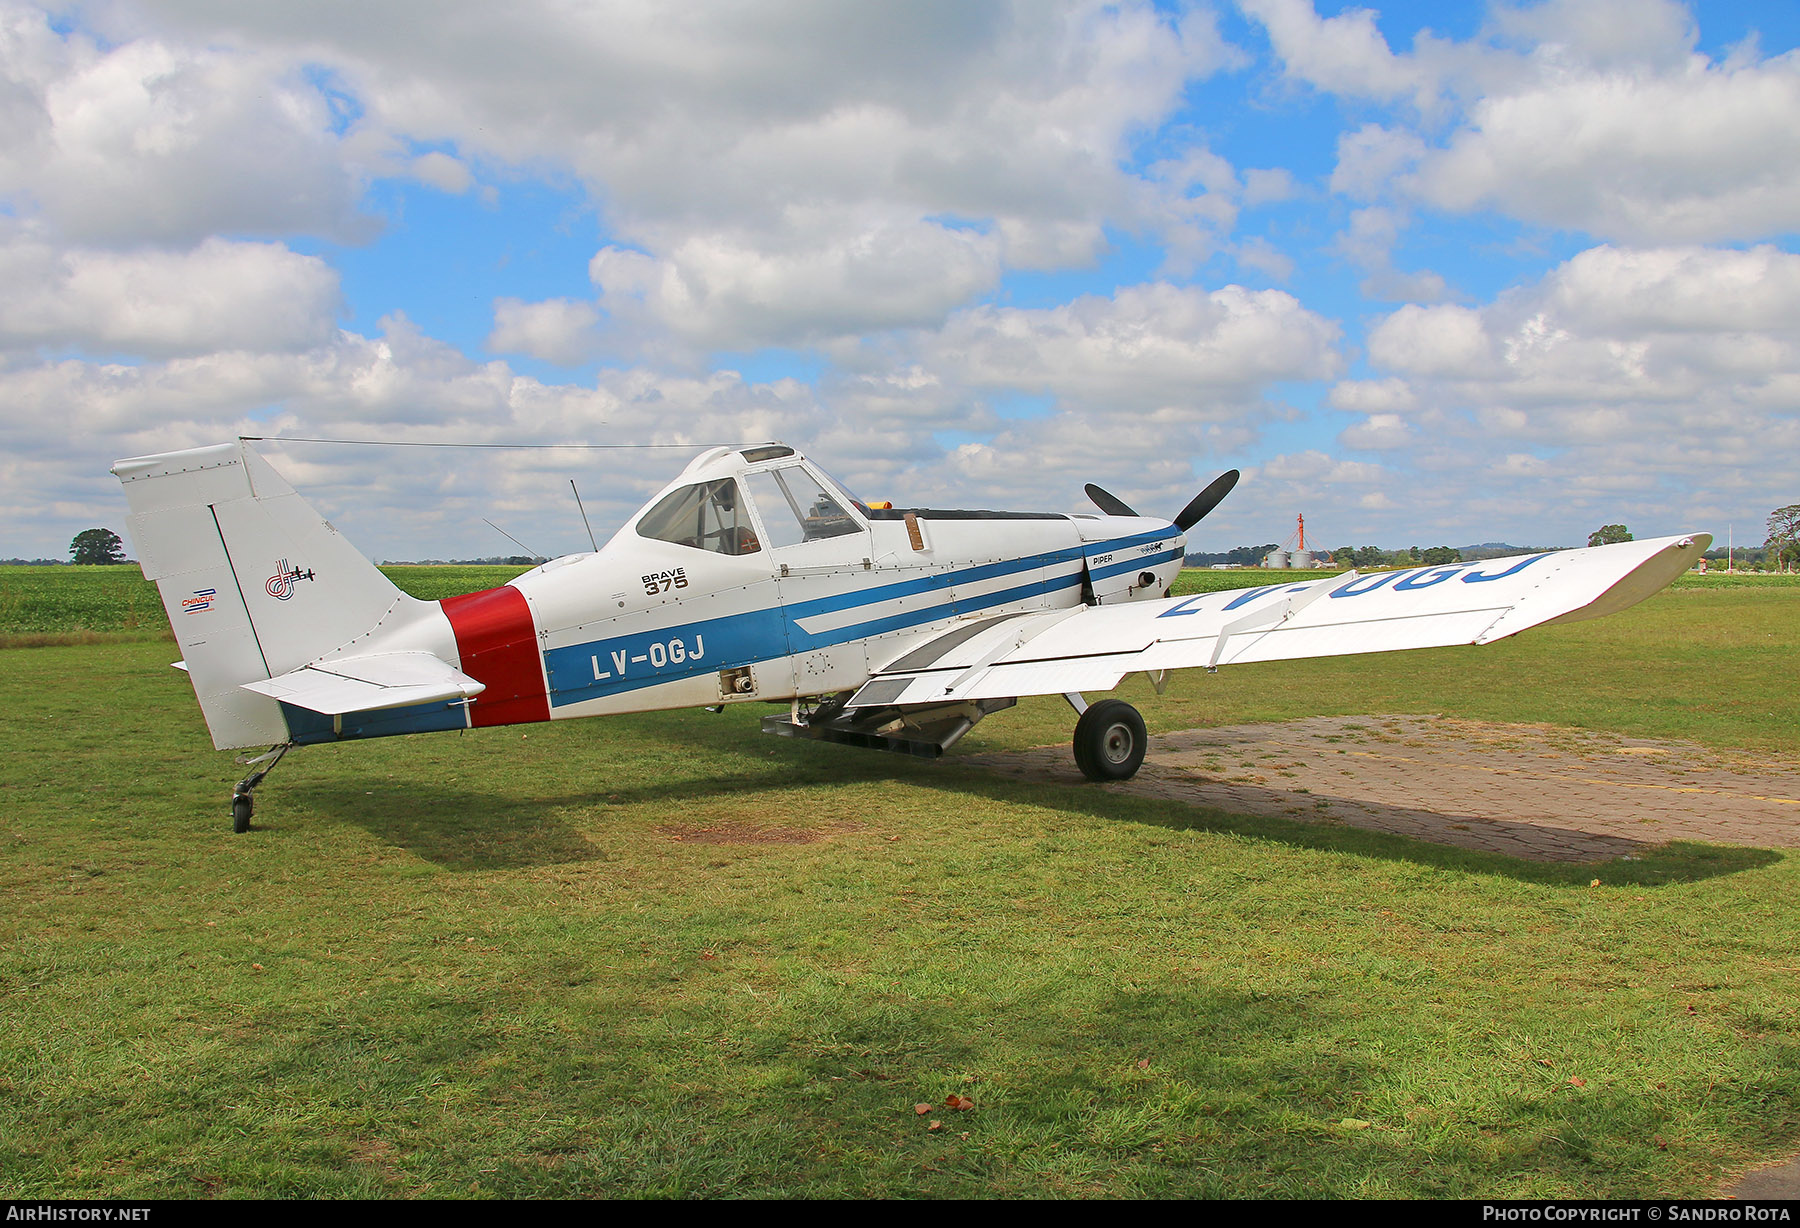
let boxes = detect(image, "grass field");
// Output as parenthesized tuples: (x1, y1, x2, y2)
(2, 565, 1798, 1197)
(0, 563, 530, 643)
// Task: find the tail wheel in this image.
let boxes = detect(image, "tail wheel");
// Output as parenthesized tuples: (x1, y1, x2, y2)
(1072, 699, 1147, 782)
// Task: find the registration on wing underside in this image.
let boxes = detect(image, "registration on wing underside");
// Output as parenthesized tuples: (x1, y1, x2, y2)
(849, 538, 1704, 709)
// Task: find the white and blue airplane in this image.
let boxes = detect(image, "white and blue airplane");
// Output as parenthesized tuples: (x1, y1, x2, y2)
(112, 440, 1709, 831)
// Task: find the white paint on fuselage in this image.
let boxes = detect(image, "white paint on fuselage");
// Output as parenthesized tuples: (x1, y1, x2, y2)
(506, 446, 1185, 721)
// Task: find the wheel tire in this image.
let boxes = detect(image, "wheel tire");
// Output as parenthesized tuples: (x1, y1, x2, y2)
(1072, 699, 1147, 782)
(231, 795, 252, 834)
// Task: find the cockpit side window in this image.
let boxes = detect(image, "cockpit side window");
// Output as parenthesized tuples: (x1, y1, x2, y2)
(635, 479, 761, 555)
(745, 466, 862, 549)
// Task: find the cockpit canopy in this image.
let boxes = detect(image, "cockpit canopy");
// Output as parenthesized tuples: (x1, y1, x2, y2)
(633, 444, 865, 556)
(635, 478, 757, 555)
(742, 466, 859, 548)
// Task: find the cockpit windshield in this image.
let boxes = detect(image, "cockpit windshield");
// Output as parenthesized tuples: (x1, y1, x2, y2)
(744, 465, 862, 549)
(809, 461, 864, 513)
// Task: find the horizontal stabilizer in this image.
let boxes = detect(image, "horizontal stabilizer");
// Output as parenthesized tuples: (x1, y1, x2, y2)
(241, 651, 485, 715)
(848, 534, 1709, 709)
(113, 439, 430, 748)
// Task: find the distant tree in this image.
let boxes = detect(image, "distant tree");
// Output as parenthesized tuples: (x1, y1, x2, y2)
(1352, 545, 1387, 569)
(1331, 546, 1354, 568)
(1227, 543, 1280, 566)
(1587, 524, 1633, 547)
(69, 528, 125, 565)
(1767, 505, 1800, 572)
(1419, 545, 1462, 565)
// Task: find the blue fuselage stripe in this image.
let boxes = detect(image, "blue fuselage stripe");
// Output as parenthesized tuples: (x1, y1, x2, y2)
(280, 697, 471, 745)
(790, 569, 1083, 653)
(541, 528, 1176, 708)
(780, 527, 1170, 620)
(1087, 545, 1185, 582)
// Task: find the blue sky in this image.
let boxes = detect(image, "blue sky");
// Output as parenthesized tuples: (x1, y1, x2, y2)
(3, 0, 1798, 560)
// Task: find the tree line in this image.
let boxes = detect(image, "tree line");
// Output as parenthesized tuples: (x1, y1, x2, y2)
(1185, 542, 1468, 568)
(40, 506, 1800, 573)
(1186, 508, 1797, 572)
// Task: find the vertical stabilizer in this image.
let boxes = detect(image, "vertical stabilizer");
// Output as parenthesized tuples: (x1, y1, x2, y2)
(113, 442, 416, 749)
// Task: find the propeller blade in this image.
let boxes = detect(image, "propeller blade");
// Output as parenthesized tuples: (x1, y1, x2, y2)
(1173, 469, 1240, 532)
(1084, 483, 1139, 518)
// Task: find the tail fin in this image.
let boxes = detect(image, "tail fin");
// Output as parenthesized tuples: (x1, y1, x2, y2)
(113, 442, 416, 749)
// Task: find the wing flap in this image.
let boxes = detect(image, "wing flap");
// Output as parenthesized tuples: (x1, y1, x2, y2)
(241, 651, 486, 715)
(848, 534, 1708, 708)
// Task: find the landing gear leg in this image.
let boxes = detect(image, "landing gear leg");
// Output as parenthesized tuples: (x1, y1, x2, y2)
(230, 744, 292, 833)
(1072, 699, 1147, 782)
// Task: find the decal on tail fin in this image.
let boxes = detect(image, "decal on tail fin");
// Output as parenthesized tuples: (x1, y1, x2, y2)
(112, 442, 442, 750)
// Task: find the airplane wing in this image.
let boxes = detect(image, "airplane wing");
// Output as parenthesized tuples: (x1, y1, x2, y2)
(240, 651, 486, 715)
(846, 534, 1709, 709)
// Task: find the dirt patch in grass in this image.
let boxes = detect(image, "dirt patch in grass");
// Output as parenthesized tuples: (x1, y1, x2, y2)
(0, 630, 173, 648)
(659, 820, 862, 845)
(962, 714, 1800, 863)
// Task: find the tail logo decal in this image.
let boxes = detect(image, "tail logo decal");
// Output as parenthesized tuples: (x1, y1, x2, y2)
(266, 560, 317, 601)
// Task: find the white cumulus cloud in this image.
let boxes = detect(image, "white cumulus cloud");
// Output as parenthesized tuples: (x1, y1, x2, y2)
(0, 5, 369, 244)
(488, 298, 602, 367)
(1264, 0, 1800, 245)
(109, 0, 1241, 348)
(0, 230, 340, 356)
(588, 213, 1003, 352)
(1339, 242, 1800, 541)
(1240, 0, 1437, 105)
(1414, 50, 1800, 243)
(1367, 304, 1495, 377)
(926, 281, 1343, 412)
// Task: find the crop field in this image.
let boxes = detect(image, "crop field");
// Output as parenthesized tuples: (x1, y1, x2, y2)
(0, 561, 1325, 641)
(2, 565, 1798, 1198)
(0, 564, 534, 644)
(0, 564, 173, 643)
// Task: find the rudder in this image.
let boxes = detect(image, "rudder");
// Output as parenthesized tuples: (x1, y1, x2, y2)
(113, 442, 418, 749)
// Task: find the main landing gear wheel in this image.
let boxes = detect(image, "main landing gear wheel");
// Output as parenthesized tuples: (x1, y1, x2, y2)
(231, 794, 253, 834)
(1072, 699, 1147, 782)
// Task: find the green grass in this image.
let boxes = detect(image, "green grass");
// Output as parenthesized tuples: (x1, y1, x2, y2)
(2, 569, 1799, 1197)
(0, 564, 533, 646)
(7, 559, 1790, 640)
(0, 564, 173, 642)
(377, 564, 535, 602)
(969, 577, 1800, 759)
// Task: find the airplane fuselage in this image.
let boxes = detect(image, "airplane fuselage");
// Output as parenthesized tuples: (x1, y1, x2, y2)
(276, 445, 1184, 746)
(111, 437, 1709, 831)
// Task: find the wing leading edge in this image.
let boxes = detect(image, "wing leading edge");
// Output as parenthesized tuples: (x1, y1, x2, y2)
(847, 534, 1709, 709)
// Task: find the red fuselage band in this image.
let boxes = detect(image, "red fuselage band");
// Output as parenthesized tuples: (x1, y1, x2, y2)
(440, 585, 550, 728)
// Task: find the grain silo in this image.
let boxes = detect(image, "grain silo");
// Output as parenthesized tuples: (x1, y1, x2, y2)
(1264, 513, 1329, 569)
